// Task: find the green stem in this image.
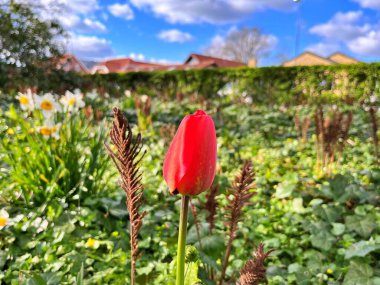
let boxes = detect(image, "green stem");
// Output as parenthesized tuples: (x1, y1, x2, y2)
(176, 195, 190, 285)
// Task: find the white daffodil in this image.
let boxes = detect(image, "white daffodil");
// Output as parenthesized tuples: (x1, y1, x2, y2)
(37, 121, 61, 139)
(16, 89, 35, 111)
(60, 89, 85, 112)
(35, 93, 61, 118)
(0, 209, 9, 230)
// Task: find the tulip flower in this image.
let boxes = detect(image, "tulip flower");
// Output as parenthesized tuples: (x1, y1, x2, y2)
(163, 109, 217, 196)
(163, 109, 217, 285)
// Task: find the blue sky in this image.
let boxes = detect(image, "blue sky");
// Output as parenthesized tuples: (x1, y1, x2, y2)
(40, 0, 380, 65)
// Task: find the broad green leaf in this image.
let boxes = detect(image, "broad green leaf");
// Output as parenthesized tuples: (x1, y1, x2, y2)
(343, 261, 374, 285)
(345, 241, 380, 259)
(345, 214, 376, 238)
(331, 223, 346, 236)
(310, 230, 335, 250)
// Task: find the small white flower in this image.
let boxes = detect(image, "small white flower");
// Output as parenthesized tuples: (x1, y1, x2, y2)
(0, 209, 9, 230)
(37, 120, 61, 139)
(16, 89, 35, 111)
(125, 90, 132, 97)
(35, 93, 61, 118)
(140, 94, 149, 103)
(60, 90, 85, 112)
(86, 89, 98, 100)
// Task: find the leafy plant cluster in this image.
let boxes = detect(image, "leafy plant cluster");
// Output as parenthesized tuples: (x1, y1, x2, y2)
(0, 91, 379, 284)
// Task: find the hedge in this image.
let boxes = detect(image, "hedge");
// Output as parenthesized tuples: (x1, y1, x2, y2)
(1, 62, 380, 106)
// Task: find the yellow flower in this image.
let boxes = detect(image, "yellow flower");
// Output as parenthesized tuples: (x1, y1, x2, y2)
(40, 100, 53, 111)
(16, 90, 35, 111)
(68, 97, 76, 106)
(35, 93, 61, 118)
(86, 238, 99, 249)
(60, 90, 85, 112)
(37, 122, 61, 139)
(39, 126, 52, 136)
(19, 96, 29, 105)
(6, 128, 15, 135)
(0, 216, 7, 227)
(0, 209, 9, 229)
(327, 268, 333, 274)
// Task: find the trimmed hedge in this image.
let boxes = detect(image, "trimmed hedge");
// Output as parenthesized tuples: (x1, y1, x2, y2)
(2, 62, 380, 105)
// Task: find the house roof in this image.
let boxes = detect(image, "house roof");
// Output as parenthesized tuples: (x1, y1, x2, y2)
(184, 53, 246, 68)
(283, 51, 361, 67)
(92, 58, 165, 73)
(56, 54, 89, 73)
(328, 52, 361, 64)
(282, 51, 336, 66)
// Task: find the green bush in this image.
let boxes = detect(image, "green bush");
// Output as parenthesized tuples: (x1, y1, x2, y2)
(2, 63, 380, 106)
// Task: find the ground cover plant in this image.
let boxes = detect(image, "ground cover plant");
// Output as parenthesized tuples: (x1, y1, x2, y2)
(0, 87, 379, 284)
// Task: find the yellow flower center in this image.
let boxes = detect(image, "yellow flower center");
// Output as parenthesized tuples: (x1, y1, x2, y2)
(86, 238, 96, 248)
(19, 96, 29, 105)
(40, 126, 52, 136)
(0, 217, 7, 227)
(40, 100, 53, 111)
(67, 97, 76, 106)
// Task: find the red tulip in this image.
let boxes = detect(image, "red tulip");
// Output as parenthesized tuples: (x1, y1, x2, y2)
(163, 110, 217, 196)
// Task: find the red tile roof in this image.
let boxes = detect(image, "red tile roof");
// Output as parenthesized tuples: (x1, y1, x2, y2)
(56, 54, 88, 73)
(184, 53, 245, 68)
(92, 58, 165, 73)
(90, 53, 246, 73)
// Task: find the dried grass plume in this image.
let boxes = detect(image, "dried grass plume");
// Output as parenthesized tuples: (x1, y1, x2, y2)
(238, 243, 274, 285)
(105, 107, 146, 285)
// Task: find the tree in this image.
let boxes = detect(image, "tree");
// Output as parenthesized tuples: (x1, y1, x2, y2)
(204, 27, 277, 65)
(0, 1, 65, 88)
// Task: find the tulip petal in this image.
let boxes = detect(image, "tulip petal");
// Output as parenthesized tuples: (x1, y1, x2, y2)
(163, 110, 217, 195)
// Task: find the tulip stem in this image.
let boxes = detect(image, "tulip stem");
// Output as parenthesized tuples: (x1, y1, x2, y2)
(176, 195, 190, 285)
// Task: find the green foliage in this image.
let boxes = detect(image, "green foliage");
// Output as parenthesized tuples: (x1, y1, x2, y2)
(0, 2, 65, 89)
(3, 63, 380, 108)
(0, 94, 379, 284)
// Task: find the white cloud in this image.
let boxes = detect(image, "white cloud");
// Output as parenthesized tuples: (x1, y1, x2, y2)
(157, 29, 194, 43)
(82, 18, 107, 32)
(14, 0, 106, 33)
(66, 34, 113, 60)
(108, 3, 134, 20)
(305, 42, 341, 56)
(308, 10, 380, 58)
(309, 11, 370, 41)
(130, 0, 292, 24)
(348, 31, 380, 56)
(353, 0, 380, 10)
(129, 53, 145, 61)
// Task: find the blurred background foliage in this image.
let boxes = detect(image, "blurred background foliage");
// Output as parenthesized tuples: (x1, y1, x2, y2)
(0, 88, 379, 284)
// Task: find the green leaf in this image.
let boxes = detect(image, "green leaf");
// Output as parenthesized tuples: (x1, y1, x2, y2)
(184, 262, 201, 285)
(75, 263, 84, 285)
(345, 241, 380, 259)
(345, 214, 376, 238)
(292, 198, 305, 213)
(343, 261, 374, 285)
(275, 173, 298, 199)
(310, 230, 335, 250)
(314, 205, 342, 223)
(331, 223, 346, 236)
(25, 275, 47, 285)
